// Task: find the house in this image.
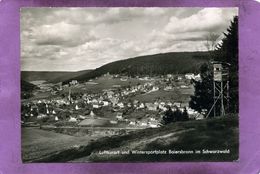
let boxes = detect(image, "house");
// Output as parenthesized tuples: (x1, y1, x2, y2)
(116, 112, 123, 120)
(69, 117, 77, 122)
(149, 117, 156, 121)
(89, 111, 95, 117)
(129, 121, 136, 126)
(167, 74, 173, 78)
(180, 85, 189, 89)
(159, 104, 166, 111)
(160, 102, 165, 105)
(102, 101, 109, 106)
(120, 78, 128, 81)
(131, 88, 137, 93)
(167, 102, 173, 106)
(133, 100, 139, 105)
(127, 103, 132, 108)
(201, 109, 207, 115)
(86, 99, 91, 104)
(138, 103, 145, 109)
(110, 120, 118, 124)
(185, 73, 195, 80)
(164, 86, 173, 91)
(103, 72, 110, 77)
(195, 113, 204, 120)
(194, 74, 201, 81)
(99, 96, 104, 101)
(117, 102, 124, 108)
(187, 108, 198, 116)
(37, 114, 47, 119)
(140, 122, 148, 127)
(173, 102, 181, 108)
(145, 103, 157, 111)
(110, 97, 119, 106)
(161, 106, 167, 111)
(93, 104, 99, 109)
(78, 115, 86, 120)
(70, 80, 78, 85)
(75, 104, 80, 110)
(148, 122, 159, 128)
(177, 76, 183, 80)
(151, 86, 159, 92)
(154, 101, 159, 106)
(139, 77, 149, 81)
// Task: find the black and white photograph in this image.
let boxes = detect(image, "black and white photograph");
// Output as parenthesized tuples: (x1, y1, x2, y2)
(21, 7, 238, 162)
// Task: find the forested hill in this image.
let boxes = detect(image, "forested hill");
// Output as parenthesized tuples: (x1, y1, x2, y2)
(21, 70, 92, 83)
(64, 51, 210, 83)
(21, 80, 39, 92)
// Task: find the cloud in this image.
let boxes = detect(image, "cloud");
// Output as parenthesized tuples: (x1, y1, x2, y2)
(32, 22, 96, 47)
(21, 7, 238, 71)
(165, 8, 237, 34)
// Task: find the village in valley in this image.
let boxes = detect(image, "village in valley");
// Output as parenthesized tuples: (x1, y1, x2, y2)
(22, 72, 203, 136)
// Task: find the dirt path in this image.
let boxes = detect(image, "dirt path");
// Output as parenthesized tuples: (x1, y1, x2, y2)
(72, 128, 195, 162)
(136, 128, 195, 146)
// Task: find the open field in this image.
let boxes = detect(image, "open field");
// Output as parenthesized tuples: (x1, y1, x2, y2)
(63, 77, 150, 94)
(132, 90, 192, 103)
(22, 127, 97, 162)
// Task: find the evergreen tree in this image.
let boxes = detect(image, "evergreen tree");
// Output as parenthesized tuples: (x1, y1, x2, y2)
(174, 107, 183, 121)
(189, 63, 214, 116)
(162, 107, 174, 125)
(215, 16, 238, 113)
(182, 108, 189, 121)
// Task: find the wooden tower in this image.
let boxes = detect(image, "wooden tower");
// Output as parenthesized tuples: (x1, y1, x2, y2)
(207, 61, 230, 117)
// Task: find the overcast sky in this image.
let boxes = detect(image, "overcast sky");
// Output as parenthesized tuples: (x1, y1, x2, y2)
(21, 7, 238, 71)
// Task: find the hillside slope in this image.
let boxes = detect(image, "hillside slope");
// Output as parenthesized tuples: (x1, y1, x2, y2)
(21, 70, 92, 83)
(21, 80, 39, 92)
(78, 115, 238, 162)
(64, 51, 210, 83)
(30, 115, 238, 162)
